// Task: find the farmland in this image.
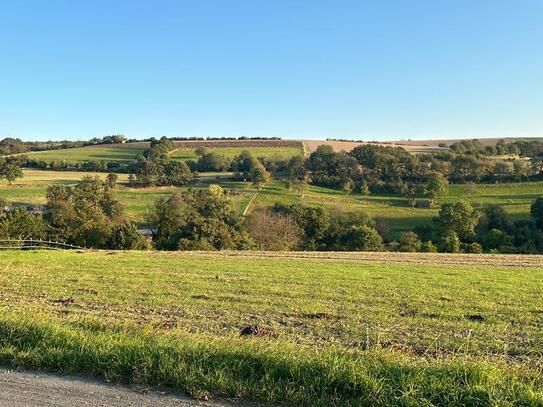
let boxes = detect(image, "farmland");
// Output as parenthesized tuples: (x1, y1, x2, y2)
(21, 140, 304, 165)
(0, 250, 541, 405)
(0, 170, 253, 219)
(1, 169, 540, 236)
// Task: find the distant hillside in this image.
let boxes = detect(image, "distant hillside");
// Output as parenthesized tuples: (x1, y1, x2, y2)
(306, 137, 543, 153)
(304, 140, 447, 153)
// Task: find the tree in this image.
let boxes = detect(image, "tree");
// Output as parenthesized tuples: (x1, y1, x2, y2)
(439, 231, 460, 253)
(105, 173, 118, 189)
(0, 138, 28, 154)
(438, 201, 480, 242)
(462, 242, 483, 254)
(531, 197, 543, 228)
(287, 155, 308, 180)
(128, 174, 136, 187)
(43, 177, 141, 249)
(161, 160, 193, 186)
(420, 241, 437, 253)
(196, 152, 231, 172)
(398, 231, 422, 252)
(246, 209, 302, 251)
(147, 193, 186, 249)
(340, 178, 354, 194)
(482, 228, 509, 251)
(0, 162, 23, 184)
(232, 150, 259, 179)
(130, 155, 193, 187)
(359, 181, 370, 196)
(424, 174, 449, 202)
(148, 185, 252, 251)
(109, 221, 150, 250)
(292, 177, 309, 198)
(0, 208, 45, 240)
(340, 225, 383, 251)
(512, 159, 529, 181)
(251, 163, 271, 191)
(272, 204, 330, 250)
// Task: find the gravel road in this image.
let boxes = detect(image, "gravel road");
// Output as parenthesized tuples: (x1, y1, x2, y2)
(0, 368, 244, 407)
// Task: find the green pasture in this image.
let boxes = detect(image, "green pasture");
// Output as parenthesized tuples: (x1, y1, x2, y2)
(0, 251, 540, 405)
(0, 170, 540, 233)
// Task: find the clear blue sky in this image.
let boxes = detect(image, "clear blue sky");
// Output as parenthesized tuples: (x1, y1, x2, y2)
(1, 0, 541, 141)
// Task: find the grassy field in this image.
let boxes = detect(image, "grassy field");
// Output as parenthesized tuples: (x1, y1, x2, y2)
(0, 250, 541, 405)
(249, 180, 541, 235)
(1, 170, 540, 233)
(23, 143, 303, 165)
(0, 170, 254, 219)
(24, 145, 148, 164)
(170, 146, 303, 161)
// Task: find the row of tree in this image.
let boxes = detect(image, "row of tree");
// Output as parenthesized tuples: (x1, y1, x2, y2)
(285, 143, 543, 198)
(2, 173, 542, 254)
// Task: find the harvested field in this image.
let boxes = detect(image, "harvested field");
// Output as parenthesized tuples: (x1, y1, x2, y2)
(304, 140, 447, 153)
(209, 250, 543, 268)
(0, 250, 541, 406)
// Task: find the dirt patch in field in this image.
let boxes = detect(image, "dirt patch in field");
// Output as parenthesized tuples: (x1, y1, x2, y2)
(191, 294, 210, 300)
(239, 325, 276, 337)
(155, 319, 177, 330)
(51, 298, 76, 306)
(465, 314, 485, 322)
(399, 308, 418, 317)
(302, 312, 340, 320)
(282, 311, 341, 321)
(76, 288, 98, 295)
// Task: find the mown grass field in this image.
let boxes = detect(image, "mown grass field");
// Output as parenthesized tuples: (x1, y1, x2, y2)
(23, 143, 303, 164)
(1, 170, 541, 234)
(169, 146, 303, 161)
(0, 250, 541, 405)
(24, 145, 148, 164)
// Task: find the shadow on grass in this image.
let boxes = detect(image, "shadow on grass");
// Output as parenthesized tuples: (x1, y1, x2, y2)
(0, 315, 540, 406)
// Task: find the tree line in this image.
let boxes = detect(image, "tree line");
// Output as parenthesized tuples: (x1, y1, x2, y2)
(1, 174, 542, 254)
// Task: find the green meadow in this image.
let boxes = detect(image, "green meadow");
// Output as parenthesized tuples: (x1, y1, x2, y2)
(0, 250, 541, 405)
(23, 144, 303, 164)
(24, 145, 148, 164)
(0, 170, 540, 235)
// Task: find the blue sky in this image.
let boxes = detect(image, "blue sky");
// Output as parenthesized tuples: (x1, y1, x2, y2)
(0, 0, 541, 141)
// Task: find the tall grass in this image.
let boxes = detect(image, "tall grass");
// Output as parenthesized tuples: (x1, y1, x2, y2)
(0, 314, 541, 406)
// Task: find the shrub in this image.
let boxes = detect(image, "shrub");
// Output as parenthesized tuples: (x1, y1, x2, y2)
(420, 241, 437, 253)
(398, 232, 422, 252)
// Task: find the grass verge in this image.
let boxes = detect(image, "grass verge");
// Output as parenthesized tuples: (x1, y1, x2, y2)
(0, 314, 541, 406)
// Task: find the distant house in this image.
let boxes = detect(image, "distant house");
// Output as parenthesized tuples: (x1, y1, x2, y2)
(415, 200, 433, 208)
(137, 228, 154, 241)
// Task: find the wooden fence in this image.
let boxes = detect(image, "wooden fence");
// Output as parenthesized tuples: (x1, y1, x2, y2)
(0, 239, 86, 250)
